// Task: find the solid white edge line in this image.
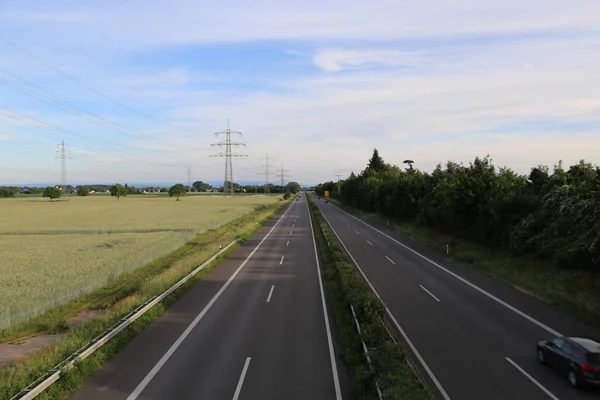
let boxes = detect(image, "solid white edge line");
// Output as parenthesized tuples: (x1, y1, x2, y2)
(419, 285, 441, 302)
(331, 203, 562, 337)
(280, 256, 284, 265)
(367, 240, 373, 246)
(505, 358, 560, 400)
(385, 256, 396, 265)
(125, 203, 294, 400)
(266, 285, 275, 303)
(232, 357, 252, 400)
(306, 199, 343, 400)
(317, 200, 451, 400)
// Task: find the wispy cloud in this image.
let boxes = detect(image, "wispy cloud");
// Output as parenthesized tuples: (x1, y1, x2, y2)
(313, 48, 421, 72)
(0, 0, 599, 184)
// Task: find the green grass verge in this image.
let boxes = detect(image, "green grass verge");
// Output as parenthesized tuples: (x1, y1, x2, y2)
(307, 196, 432, 400)
(0, 196, 293, 400)
(327, 198, 600, 333)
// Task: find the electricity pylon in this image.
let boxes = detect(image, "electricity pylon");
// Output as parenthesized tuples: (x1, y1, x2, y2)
(210, 119, 247, 195)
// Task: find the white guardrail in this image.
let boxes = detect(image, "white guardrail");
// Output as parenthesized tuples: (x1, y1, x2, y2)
(11, 239, 240, 400)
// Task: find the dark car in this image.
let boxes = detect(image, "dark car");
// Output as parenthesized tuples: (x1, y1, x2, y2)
(324, 200, 329, 203)
(537, 336, 600, 389)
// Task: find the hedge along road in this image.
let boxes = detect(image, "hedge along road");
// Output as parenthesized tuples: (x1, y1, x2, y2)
(69, 193, 348, 400)
(310, 193, 600, 400)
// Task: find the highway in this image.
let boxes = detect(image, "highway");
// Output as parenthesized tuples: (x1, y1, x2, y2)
(310, 193, 600, 400)
(69, 193, 347, 400)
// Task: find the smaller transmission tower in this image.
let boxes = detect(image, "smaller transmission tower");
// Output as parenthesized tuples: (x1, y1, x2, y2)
(186, 166, 192, 192)
(210, 119, 247, 195)
(276, 164, 291, 192)
(260, 154, 276, 194)
(55, 139, 71, 194)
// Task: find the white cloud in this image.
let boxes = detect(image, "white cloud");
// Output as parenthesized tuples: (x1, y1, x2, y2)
(1, 0, 600, 184)
(3, 1, 600, 49)
(313, 48, 420, 72)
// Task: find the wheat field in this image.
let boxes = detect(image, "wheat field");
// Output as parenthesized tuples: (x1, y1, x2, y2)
(0, 194, 280, 328)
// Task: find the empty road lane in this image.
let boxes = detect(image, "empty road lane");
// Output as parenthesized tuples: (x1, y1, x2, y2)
(69, 194, 345, 400)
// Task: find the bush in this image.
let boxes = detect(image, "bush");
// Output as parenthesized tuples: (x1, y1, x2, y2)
(0, 188, 15, 198)
(77, 186, 90, 196)
(43, 187, 62, 202)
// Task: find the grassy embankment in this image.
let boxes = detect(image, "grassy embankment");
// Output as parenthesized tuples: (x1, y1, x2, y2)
(307, 196, 432, 400)
(0, 195, 292, 400)
(327, 198, 600, 332)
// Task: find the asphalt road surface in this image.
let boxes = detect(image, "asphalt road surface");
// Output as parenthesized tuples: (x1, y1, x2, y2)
(310, 193, 600, 400)
(69, 194, 347, 400)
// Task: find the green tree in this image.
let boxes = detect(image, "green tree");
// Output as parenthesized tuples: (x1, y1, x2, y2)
(286, 181, 301, 194)
(110, 184, 128, 200)
(367, 148, 386, 173)
(168, 183, 187, 201)
(0, 188, 14, 197)
(43, 186, 62, 201)
(77, 186, 91, 196)
(192, 181, 212, 191)
(323, 152, 600, 272)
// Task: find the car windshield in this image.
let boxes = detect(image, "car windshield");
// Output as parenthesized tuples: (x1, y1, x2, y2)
(588, 352, 599, 365)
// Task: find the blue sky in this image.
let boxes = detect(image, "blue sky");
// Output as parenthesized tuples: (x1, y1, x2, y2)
(1, 0, 600, 186)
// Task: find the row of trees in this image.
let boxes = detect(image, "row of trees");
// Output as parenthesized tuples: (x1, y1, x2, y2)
(8, 181, 302, 196)
(37, 183, 190, 201)
(0, 187, 19, 197)
(193, 180, 301, 194)
(315, 149, 600, 272)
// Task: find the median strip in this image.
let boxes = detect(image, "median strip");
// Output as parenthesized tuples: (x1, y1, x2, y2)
(307, 195, 433, 400)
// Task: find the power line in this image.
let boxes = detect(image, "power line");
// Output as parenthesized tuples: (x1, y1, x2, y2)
(210, 119, 247, 196)
(0, 66, 203, 152)
(0, 105, 152, 159)
(0, 35, 199, 135)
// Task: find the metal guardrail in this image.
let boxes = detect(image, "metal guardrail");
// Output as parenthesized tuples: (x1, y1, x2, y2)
(351, 305, 384, 400)
(11, 239, 240, 400)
